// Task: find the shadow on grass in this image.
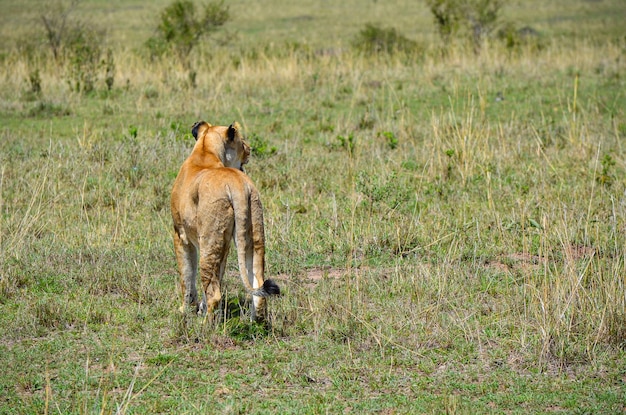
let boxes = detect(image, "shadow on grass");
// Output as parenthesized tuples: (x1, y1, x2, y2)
(171, 293, 271, 344)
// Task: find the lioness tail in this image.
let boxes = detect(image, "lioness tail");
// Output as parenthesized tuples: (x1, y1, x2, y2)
(249, 279, 281, 297)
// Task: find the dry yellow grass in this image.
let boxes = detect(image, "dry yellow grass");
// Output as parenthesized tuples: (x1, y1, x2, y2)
(0, 0, 625, 412)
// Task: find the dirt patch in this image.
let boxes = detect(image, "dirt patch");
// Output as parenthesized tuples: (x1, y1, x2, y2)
(273, 267, 352, 283)
(485, 244, 595, 275)
(273, 267, 377, 289)
(485, 252, 544, 274)
(564, 244, 595, 261)
(304, 267, 349, 281)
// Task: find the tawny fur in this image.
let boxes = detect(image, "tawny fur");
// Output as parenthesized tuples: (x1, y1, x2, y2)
(170, 121, 278, 321)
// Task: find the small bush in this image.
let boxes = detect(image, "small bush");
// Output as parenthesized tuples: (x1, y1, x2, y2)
(104, 48, 115, 91)
(468, 0, 503, 46)
(426, 0, 504, 51)
(496, 23, 543, 52)
(336, 133, 355, 154)
(146, 0, 229, 68)
(352, 23, 419, 55)
(248, 133, 277, 158)
(427, 0, 463, 41)
(41, 0, 77, 62)
(27, 101, 71, 118)
(380, 131, 398, 150)
(25, 68, 43, 99)
(596, 154, 616, 186)
(64, 24, 105, 93)
(39, 0, 112, 93)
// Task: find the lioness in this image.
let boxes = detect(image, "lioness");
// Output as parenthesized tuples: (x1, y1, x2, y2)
(170, 121, 279, 321)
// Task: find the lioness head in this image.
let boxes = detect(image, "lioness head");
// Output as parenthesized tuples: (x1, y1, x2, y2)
(191, 120, 250, 170)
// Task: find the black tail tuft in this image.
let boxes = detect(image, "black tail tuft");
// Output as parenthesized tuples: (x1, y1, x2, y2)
(262, 279, 281, 296)
(250, 279, 281, 297)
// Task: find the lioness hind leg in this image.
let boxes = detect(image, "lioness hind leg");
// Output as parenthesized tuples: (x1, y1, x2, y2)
(198, 212, 234, 320)
(250, 190, 268, 321)
(197, 243, 230, 318)
(198, 246, 229, 319)
(249, 245, 267, 322)
(174, 230, 199, 313)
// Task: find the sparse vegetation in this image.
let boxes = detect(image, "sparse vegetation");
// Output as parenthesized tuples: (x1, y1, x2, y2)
(40, 0, 81, 62)
(427, 0, 505, 51)
(39, 0, 111, 93)
(247, 132, 277, 158)
(352, 23, 419, 55)
(146, 0, 229, 83)
(0, 0, 625, 413)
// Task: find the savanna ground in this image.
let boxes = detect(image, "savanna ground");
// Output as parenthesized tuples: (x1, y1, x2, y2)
(1, 0, 625, 413)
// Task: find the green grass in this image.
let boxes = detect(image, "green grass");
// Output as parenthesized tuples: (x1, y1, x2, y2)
(1, 0, 626, 413)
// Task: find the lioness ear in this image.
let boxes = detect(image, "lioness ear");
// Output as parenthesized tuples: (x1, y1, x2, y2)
(191, 121, 208, 141)
(227, 122, 239, 142)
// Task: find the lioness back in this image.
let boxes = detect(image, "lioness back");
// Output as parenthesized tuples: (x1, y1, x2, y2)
(170, 120, 279, 322)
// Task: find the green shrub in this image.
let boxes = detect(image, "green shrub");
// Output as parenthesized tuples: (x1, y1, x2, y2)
(496, 23, 543, 52)
(64, 24, 105, 93)
(27, 68, 42, 97)
(596, 154, 616, 186)
(469, 0, 503, 46)
(336, 133, 355, 154)
(146, 0, 229, 68)
(27, 101, 71, 117)
(39, 1, 112, 93)
(427, 0, 463, 42)
(426, 0, 504, 51)
(380, 131, 398, 150)
(104, 48, 115, 91)
(248, 133, 277, 158)
(352, 23, 418, 55)
(40, 0, 76, 63)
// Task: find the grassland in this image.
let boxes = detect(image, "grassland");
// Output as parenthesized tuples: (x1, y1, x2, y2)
(1, 0, 625, 413)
